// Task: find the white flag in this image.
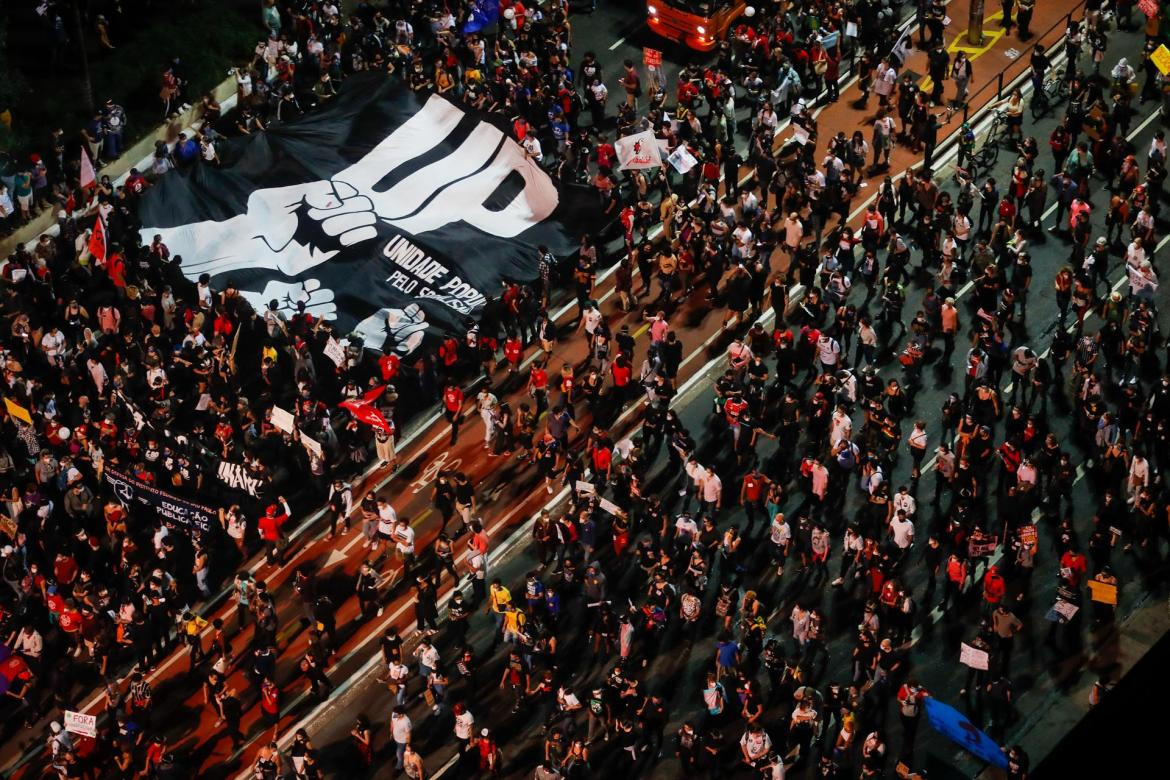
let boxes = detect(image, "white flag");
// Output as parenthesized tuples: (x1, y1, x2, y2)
(615, 130, 663, 170)
(666, 146, 699, 174)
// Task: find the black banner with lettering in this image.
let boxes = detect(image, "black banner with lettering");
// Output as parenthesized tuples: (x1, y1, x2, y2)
(136, 73, 598, 356)
(213, 460, 269, 500)
(105, 466, 217, 534)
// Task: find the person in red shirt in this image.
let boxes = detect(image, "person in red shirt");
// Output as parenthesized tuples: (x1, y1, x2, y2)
(528, 360, 549, 415)
(259, 676, 280, 730)
(53, 552, 79, 586)
(503, 334, 523, 376)
(596, 137, 615, 170)
(45, 585, 65, 623)
(724, 394, 748, 447)
(610, 355, 632, 404)
(443, 383, 465, 445)
(983, 565, 1006, 608)
(1060, 547, 1088, 587)
(378, 352, 400, 382)
(590, 438, 614, 482)
(58, 600, 83, 654)
(739, 466, 770, 531)
(213, 308, 235, 338)
(142, 735, 168, 776)
(258, 497, 291, 565)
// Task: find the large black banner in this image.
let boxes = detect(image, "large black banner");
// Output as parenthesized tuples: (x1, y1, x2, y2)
(137, 74, 598, 355)
(105, 465, 217, 534)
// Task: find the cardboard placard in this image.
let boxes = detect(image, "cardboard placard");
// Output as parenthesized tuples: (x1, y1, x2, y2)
(300, 433, 323, 458)
(643, 47, 662, 67)
(270, 405, 296, 434)
(1151, 44, 1170, 76)
(0, 514, 18, 540)
(323, 337, 347, 367)
(575, 480, 596, 494)
(598, 498, 626, 518)
(64, 710, 97, 738)
(1016, 524, 1037, 548)
(959, 642, 989, 670)
(968, 538, 998, 557)
(3, 397, 32, 425)
(1046, 599, 1079, 622)
(1088, 579, 1118, 606)
(666, 146, 698, 174)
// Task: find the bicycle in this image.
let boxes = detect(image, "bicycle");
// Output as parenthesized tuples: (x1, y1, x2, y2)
(983, 109, 1009, 147)
(1030, 76, 1068, 121)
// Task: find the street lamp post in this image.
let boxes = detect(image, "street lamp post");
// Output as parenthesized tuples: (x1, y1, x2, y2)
(968, 0, 985, 46)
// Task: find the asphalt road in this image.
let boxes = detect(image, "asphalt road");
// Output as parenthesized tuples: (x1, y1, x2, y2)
(284, 9, 1170, 780)
(7, 3, 1163, 779)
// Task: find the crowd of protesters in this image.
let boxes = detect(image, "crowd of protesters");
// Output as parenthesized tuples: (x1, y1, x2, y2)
(0, 0, 1167, 778)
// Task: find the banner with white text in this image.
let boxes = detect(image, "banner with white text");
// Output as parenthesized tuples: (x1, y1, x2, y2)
(137, 74, 598, 355)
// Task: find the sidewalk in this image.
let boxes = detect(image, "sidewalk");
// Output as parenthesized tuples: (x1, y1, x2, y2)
(778, 0, 1086, 180)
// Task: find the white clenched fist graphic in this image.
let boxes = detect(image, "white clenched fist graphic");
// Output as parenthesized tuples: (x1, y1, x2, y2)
(353, 304, 428, 356)
(305, 180, 380, 247)
(246, 278, 338, 321)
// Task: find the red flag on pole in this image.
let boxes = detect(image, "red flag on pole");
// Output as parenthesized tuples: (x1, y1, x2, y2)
(88, 216, 107, 265)
(339, 385, 393, 434)
(80, 148, 97, 191)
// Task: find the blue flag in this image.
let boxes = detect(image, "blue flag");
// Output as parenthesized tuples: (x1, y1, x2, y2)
(924, 698, 1009, 769)
(463, 0, 500, 35)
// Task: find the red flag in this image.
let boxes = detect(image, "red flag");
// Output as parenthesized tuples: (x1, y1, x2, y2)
(80, 148, 97, 190)
(88, 216, 107, 265)
(340, 385, 393, 434)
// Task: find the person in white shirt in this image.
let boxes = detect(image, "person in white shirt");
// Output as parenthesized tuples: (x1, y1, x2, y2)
(1125, 236, 1146, 268)
(681, 457, 704, 501)
(13, 625, 43, 662)
(891, 485, 916, 519)
(890, 510, 915, 551)
(674, 512, 699, 543)
(817, 333, 841, 373)
(829, 406, 853, 448)
(453, 703, 475, 748)
(1127, 453, 1150, 505)
(394, 518, 416, 568)
(390, 708, 412, 770)
(476, 388, 498, 446)
(522, 134, 543, 163)
(1016, 457, 1038, 491)
(579, 303, 603, 338)
(369, 499, 397, 551)
(769, 512, 791, 576)
(731, 224, 754, 260)
(40, 326, 66, 365)
(728, 339, 753, 373)
(700, 467, 722, 518)
(386, 659, 410, 705)
(782, 212, 803, 253)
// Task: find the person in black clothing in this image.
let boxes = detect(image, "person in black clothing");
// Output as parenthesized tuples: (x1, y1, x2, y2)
(414, 575, 440, 635)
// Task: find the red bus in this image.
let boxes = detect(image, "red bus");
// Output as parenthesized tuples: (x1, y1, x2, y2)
(646, 0, 749, 51)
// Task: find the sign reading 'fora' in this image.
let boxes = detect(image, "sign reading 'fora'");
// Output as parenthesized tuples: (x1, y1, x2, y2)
(136, 75, 597, 355)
